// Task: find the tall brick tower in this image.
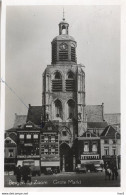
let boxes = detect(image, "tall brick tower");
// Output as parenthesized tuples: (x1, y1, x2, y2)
(42, 15, 87, 171)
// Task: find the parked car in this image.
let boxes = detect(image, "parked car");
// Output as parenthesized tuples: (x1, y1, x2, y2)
(76, 164, 87, 173)
(86, 164, 102, 172)
(52, 167, 60, 174)
(22, 160, 41, 176)
(44, 167, 53, 175)
(94, 164, 103, 172)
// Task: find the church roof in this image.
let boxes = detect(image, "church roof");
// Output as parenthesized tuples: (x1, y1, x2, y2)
(87, 121, 108, 129)
(78, 130, 100, 139)
(100, 125, 120, 139)
(5, 136, 17, 146)
(13, 114, 27, 128)
(104, 113, 120, 125)
(85, 105, 104, 122)
(26, 105, 42, 126)
(52, 34, 75, 42)
(8, 132, 17, 143)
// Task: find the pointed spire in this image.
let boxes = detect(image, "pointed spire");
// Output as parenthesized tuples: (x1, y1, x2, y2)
(63, 8, 65, 21)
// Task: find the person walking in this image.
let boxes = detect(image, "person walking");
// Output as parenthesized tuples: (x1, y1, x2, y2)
(22, 166, 31, 184)
(105, 163, 111, 180)
(112, 165, 118, 180)
(15, 165, 22, 185)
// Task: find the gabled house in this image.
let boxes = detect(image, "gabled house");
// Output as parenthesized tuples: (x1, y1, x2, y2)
(16, 120, 41, 167)
(4, 135, 17, 171)
(100, 125, 121, 168)
(77, 130, 102, 165)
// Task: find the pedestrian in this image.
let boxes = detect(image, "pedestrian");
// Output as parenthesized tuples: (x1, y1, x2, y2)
(112, 165, 118, 180)
(105, 163, 111, 180)
(22, 166, 31, 184)
(15, 165, 22, 185)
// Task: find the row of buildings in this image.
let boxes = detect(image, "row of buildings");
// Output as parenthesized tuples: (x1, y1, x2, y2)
(5, 104, 120, 173)
(5, 16, 121, 173)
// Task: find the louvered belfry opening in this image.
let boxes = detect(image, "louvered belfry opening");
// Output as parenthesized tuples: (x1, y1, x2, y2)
(52, 72, 62, 92)
(66, 71, 75, 91)
(59, 50, 68, 61)
(52, 42, 57, 63)
(71, 46, 76, 62)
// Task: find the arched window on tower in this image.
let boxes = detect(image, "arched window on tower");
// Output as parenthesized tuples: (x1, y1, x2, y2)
(67, 99, 75, 119)
(55, 72, 61, 79)
(66, 71, 75, 91)
(62, 25, 67, 34)
(54, 99, 62, 120)
(52, 71, 62, 92)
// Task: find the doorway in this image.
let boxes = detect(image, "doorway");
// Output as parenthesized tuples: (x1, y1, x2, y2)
(60, 143, 73, 172)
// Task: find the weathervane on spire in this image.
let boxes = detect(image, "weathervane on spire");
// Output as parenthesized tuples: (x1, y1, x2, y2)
(63, 8, 65, 21)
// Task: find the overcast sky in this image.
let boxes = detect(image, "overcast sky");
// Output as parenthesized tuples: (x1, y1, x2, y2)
(5, 5, 120, 129)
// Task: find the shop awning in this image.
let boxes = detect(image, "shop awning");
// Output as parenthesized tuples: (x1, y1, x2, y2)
(41, 161, 60, 166)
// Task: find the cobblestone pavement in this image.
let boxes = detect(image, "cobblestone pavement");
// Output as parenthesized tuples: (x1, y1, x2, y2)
(4, 170, 120, 187)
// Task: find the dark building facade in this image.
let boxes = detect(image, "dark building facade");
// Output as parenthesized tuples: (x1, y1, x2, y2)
(16, 121, 40, 168)
(40, 121, 60, 172)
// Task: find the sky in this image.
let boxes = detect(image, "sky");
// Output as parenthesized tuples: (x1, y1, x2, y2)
(5, 5, 120, 129)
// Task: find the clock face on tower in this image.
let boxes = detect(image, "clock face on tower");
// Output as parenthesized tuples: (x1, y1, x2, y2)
(59, 43, 68, 50)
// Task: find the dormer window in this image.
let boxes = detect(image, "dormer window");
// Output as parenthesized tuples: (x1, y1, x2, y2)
(86, 133, 91, 137)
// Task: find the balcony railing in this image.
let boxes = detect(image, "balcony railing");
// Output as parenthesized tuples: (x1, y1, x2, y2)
(81, 154, 100, 160)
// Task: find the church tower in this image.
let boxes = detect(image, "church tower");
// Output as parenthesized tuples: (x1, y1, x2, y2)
(42, 15, 87, 171)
